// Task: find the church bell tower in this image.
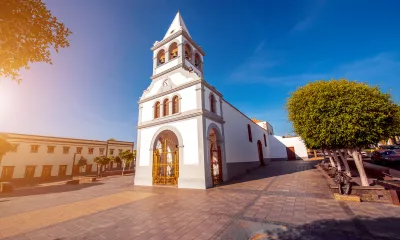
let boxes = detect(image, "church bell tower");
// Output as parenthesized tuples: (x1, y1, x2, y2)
(149, 11, 205, 85)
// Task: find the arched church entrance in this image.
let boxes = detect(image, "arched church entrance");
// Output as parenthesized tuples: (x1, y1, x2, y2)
(209, 128, 223, 186)
(152, 130, 179, 186)
(257, 140, 265, 166)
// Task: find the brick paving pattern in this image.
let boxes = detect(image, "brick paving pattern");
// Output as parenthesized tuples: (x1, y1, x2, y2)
(0, 161, 399, 240)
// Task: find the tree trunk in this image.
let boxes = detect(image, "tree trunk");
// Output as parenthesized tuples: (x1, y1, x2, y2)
(313, 150, 317, 158)
(338, 150, 351, 177)
(351, 149, 369, 186)
(326, 150, 336, 168)
(122, 160, 125, 176)
(331, 151, 342, 171)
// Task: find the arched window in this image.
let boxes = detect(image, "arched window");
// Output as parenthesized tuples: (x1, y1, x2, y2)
(210, 94, 216, 113)
(264, 134, 267, 147)
(154, 101, 160, 119)
(157, 49, 165, 65)
(194, 53, 201, 69)
(169, 42, 178, 60)
(163, 99, 169, 116)
(184, 44, 192, 61)
(247, 124, 252, 142)
(172, 95, 179, 114)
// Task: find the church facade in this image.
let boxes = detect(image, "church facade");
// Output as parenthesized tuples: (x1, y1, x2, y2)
(134, 12, 308, 189)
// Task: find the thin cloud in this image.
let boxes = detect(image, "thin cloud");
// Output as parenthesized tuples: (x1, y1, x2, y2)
(230, 40, 285, 84)
(290, 16, 315, 33)
(289, 0, 327, 34)
(231, 52, 400, 135)
(230, 51, 400, 88)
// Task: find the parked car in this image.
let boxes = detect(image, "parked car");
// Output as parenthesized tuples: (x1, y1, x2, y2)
(371, 150, 400, 165)
(379, 145, 400, 151)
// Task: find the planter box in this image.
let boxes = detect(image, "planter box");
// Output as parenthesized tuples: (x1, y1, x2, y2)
(330, 185, 393, 203)
(0, 182, 14, 193)
(317, 165, 398, 204)
(101, 170, 134, 177)
(66, 180, 79, 185)
(72, 176, 97, 183)
(334, 193, 360, 202)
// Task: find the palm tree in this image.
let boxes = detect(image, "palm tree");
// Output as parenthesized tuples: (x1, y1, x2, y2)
(118, 150, 134, 175)
(93, 156, 110, 177)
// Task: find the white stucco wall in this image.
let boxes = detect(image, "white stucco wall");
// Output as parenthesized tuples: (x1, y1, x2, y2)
(278, 136, 308, 159)
(140, 85, 197, 123)
(266, 135, 288, 159)
(222, 101, 269, 163)
(137, 118, 199, 167)
(266, 135, 308, 160)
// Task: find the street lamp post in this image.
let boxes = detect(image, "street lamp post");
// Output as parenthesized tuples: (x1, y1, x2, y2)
(71, 153, 77, 177)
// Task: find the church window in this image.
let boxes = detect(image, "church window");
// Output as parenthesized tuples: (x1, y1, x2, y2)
(185, 44, 192, 61)
(247, 124, 253, 142)
(154, 101, 161, 118)
(163, 99, 169, 116)
(195, 53, 201, 69)
(172, 96, 179, 114)
(157, 49, 165, 65)
(169, 42, 178, 59)
(210, 93, 216, 113)
(264, 134, 267, 147)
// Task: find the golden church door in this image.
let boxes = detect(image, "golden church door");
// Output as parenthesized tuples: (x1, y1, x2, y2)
(152, 138, 179, 185)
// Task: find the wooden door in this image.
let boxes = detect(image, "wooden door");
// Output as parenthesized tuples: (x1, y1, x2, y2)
(257, 140, 265, 166)
(86, 164, 92, 173)
(286, 147, 296, 160)
(41, 165, 52, 180)
(210, 143, 223, 186)
(1, 166, 15, 180)
(58, 165, 67, 177)
(25, 166, 36, 178)
(73, 165, 80, 175)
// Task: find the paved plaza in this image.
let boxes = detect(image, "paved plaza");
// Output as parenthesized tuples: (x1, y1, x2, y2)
(1, 161, 399, 240)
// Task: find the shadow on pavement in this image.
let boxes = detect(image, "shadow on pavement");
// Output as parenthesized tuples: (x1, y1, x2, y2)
(0, 182, 104, 199)
(221, 161, 322, 186)
(221, 217, 400, 240)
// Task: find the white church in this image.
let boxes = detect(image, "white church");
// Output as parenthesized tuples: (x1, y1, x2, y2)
(134, 12, 308, 189)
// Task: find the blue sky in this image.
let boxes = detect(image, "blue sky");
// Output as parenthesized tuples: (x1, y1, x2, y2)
(1, 0, 400, 143)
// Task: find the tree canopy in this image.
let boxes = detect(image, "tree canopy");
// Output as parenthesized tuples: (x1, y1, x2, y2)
(93, 156, 110, 166)
(0, 0, 71, 82)
(286, 78, 398, 186)
(286, 78, 397, 149)
(77, 156, 87, 166)
(119, 150, 134, 164)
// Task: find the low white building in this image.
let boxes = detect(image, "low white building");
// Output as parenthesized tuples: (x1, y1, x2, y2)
(134, 12, 308, 190)
(0, 132, 134, 183)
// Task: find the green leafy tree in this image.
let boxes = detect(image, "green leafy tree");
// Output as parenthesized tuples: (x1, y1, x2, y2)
(0, 137, 13, 167)
(287, 78, 396, 186)
(77, 156, 87, 174)
(93, 156, 110, 176)
(0, 0, 72, 83)
(119, 150, 134, 175)
(387, 104, 400, 144)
